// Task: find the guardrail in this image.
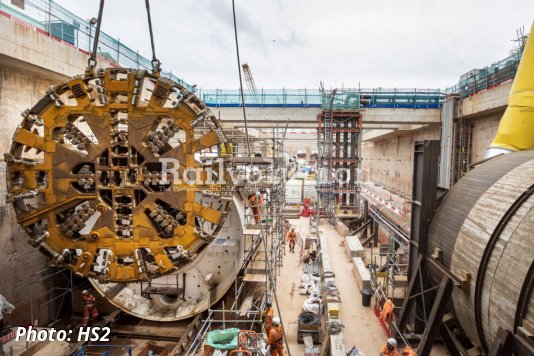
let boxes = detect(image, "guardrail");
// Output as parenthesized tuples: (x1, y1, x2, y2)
(1, 0, 525, 106)
(446, 46, 523, 96)
(0, 0, 194, 91)
(199, 88, 323, 108)
(200, 88, 445, 109)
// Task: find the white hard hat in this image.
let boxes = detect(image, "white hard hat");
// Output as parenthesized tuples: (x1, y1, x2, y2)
(82, 289, 89, 295)
(272, 317, 281, 325)
(387, 338, 397, 347)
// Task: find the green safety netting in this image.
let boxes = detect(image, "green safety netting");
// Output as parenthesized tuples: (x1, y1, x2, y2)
(205, 328, 241, 350)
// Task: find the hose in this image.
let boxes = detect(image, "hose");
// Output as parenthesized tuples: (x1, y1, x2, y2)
(298, 311, 321, 325)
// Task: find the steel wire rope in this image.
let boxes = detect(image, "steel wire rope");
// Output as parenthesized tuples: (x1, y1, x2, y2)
(231, 2, 290, 354)
(85, 0, 105, 72)
(144, 0, 161, 72)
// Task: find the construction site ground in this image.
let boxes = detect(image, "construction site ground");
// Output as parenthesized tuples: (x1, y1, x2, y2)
(275, 217, 385, 355)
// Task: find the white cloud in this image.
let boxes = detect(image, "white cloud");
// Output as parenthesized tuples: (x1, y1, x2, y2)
(55, 0, 534, 89)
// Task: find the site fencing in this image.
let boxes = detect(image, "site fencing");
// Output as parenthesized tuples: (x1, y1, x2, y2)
(200, 88, 445, 109)
(1, 0, 526, 107)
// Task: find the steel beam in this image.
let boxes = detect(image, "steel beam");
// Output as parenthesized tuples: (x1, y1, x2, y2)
(416, 276, 454, 356)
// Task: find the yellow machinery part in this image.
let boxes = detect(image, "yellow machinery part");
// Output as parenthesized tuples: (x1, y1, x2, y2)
(6, 68, 232, 283)
(489, 21, 534, 152)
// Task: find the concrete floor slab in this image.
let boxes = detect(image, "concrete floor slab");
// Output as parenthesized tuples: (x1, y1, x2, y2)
(275, 217, 386, 355)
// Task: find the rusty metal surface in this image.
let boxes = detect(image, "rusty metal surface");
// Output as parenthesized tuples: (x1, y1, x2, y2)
(5, 68, 233, 284)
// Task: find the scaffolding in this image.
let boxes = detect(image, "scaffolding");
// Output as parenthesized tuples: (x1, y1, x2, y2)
(453, 116, 473, 184)
(186, 128, 288, 355)
(317, 89, 363, 222)
(367, 205, 410, 302)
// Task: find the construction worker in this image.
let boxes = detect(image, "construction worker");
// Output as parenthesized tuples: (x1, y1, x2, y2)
(380, 338, 399, 356)
(380, 298, 395, 325)
(247, 193, 263, 224)
(283, 220, 290, 237)
(282, 220, 290, 250)
(286, 227, 297, 253)
(401, 345, 417, 356)
(263, 301, 274, 334)
(267, 317, 284, 356)
(82, 289, 99, 327)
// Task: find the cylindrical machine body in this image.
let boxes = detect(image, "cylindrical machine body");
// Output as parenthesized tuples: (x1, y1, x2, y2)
(90, 194, 245, 321)
(428, 150, 534, 348)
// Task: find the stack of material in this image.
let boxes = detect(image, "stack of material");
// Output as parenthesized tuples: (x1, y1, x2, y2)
(319, 228, 347, 355)
(299, 273, 321, 296)
(352, 257, 371, 291)
(303, 335, 320, 355)
(303, 259, 320, 276)
(323, 280, 341, 303)
(343, 234, 364, 258)
(303, 296, 322, 314)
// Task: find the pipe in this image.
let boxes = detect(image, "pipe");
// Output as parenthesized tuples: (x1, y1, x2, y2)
(485, 22, 534, 158)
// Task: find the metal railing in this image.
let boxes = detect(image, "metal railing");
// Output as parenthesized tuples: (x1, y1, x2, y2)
(201, 87, 445, 109)
(0, 0, 194, 91)
(446, 46, 524, 96)
(199, 88, 323, 107)
(199, 39, 527, 108)
(1, 0, 526, 106)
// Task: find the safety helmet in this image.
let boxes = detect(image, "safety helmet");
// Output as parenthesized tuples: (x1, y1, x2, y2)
(387, 338, 397, 347)
(272, 317, 281, 325)
(82, 289, 89, 295)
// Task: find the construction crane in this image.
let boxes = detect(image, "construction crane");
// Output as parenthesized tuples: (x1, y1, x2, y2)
(242, 63, 259, 104)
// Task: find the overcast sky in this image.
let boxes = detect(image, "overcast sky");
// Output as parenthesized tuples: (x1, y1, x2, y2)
(54, 0, 534, 90)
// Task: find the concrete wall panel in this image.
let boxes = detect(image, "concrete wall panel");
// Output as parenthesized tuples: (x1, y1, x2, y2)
(469, 112, 503, 163)
(361, 126, 440, 199)
(0, 62, 68, 326)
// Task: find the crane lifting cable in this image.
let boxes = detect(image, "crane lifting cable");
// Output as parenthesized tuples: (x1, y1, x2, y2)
(6, 0, 243, 322)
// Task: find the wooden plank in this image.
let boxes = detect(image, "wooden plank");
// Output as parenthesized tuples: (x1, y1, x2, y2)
(243, 228, 262, 235)
(239, 295, 254, 317)
(243, 273, 268, 282)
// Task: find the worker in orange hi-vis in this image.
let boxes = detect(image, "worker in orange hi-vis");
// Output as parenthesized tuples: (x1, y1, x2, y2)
(263, 301, 274, 334)
(283, 220, 290, 236)
(286, 227, 297, 253)
(247, 193, 263, 223)
(380, 298, 395, 325)
(267, 317, 284, 356)
(81, 289, 99, 327)
(380, 338, 399, 356)
(401, 345, 417, 356)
